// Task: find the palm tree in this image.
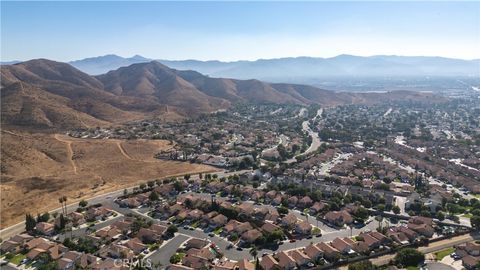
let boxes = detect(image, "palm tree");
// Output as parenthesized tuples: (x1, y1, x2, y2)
(62, 196, 68, 214)
(59, 197, 65, 215)
(249, 247, 258, 259)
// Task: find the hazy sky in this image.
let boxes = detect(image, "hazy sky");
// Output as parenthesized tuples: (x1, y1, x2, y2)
(1, 1, 479, 61)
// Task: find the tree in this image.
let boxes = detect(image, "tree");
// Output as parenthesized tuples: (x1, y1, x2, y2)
(277, 206, 289, 215)
(362, 199, 372, 209)
(348, 260, 377, 270)
(147, 180, 155, 188)
(166, 225, 178, 237)
(37, 212, 50, 223)
(149, 191, 159, 201)
(395, 248, 425, 267)
(26, 213, 37, 232)
(62, 196, 68, 214)
(471, 215, 480, 229)
(139, 183, 147, 190)
(392, 206, 401, 215)
(79, 200, 88, 208)
(255, 258, 261, 270)
(59, 197, 65, 215)
(249, 247, 258, 259)
(56, 214, 67, 231)
(355, 207, 370, 222)
(170, 253, 182, 264)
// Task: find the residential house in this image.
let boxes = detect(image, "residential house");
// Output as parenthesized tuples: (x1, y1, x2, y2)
(0, 234, 33, 253)
(124, 238, 147, 255)
(241, 229, 263, 244)
(317, 242, 340, 261)
(261, 222, 282, 235)
(342, 238, 370, 254)
(462, 255, 479, 270)
(35, 222, 55, 236)
(210, 214, 228, 228)
(238, 258, 255, 270)
(99, 243, 134, 259)
(68, 212, 86, 226)
(260, 255, 279, 270)
(281, 213, 298, 229)
(277, 251, 296, 270)
(184, 238, 208, 250)
(331, 237, 354, 255)
(295, 220, 312, 235)
(289, 250, 311, 266)
(310, 202, 327, 215)
(95, 226, 122, 241)
(119, 197, 141, 208)
(86, 207, 113, 221)
(298, 196, 313, 208)
(288, 196, 299, 208)
(324, 210, 353, 227)
(360, 233, 381, 249)
(62, 251, 82, 266)
(466, 242, 480, 256)
(304, 244, 323, 261)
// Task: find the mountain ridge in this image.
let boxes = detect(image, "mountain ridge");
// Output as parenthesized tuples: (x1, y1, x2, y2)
(65, 54, 480, 78)
(1, 59, 447, 131)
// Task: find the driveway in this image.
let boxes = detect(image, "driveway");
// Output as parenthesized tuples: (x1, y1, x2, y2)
(440, 256, 464, 270)
(426, 262, 456, 270)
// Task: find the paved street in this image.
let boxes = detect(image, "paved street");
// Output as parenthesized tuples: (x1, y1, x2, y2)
(147, 234, 190, 268)
(372, 233, 480, 266)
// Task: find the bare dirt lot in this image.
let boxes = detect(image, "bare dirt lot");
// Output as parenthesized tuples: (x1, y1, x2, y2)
(0, 130, 216, 228)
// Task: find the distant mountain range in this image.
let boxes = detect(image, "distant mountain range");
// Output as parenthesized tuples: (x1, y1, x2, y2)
(1, 59, 445, 130)
(54, 54, 480, 81)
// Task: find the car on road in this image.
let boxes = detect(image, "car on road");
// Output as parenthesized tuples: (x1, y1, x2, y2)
(226, 244, 233, 249)
(236, 247, 243, 251)
(208, 233, 215, 237)
(306, 235, 313, 239)
(289, 239, 296, 243)
(315, 234, 322, 237)
(183, 226, 189, 230)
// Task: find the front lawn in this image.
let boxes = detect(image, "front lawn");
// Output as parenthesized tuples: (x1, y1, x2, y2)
(435, 247, 455, 261)
(406, 267, 419, 270)
(213, 227, 223, 235)
(191, 221, 200, 228)
(9, 253, 26, 265)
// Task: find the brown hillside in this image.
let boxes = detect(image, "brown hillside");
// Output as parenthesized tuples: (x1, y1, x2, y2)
(0, 130, 217, 227)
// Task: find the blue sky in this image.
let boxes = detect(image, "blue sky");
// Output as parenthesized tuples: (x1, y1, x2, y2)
(1, 1, 479, 61)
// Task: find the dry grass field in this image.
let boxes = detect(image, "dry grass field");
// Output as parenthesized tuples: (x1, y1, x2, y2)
(0, 130, 217, 228)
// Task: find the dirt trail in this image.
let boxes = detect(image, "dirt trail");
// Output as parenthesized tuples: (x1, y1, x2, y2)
(2, 130, 25, 138)
(115, 141, 133, 160)
(75, 112, 90, 128)
(53, 134, 78, 174)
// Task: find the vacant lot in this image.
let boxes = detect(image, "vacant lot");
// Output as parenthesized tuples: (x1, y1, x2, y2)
(0, 130, 216, 227)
